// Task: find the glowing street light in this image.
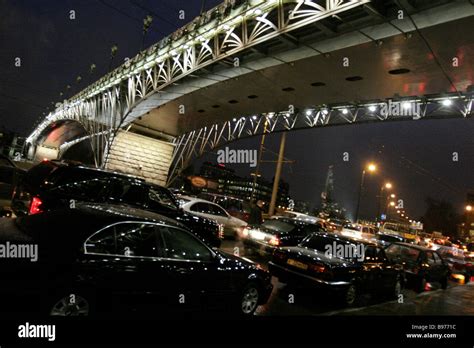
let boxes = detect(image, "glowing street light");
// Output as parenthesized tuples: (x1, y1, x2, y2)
(356, 162, 377, 222)
(390, 201, 396, 207)
(367, 163, 377, 172)
(385, 182, 392, 189)
(390, 193, 396, 198)
(466, 205, 473, 212)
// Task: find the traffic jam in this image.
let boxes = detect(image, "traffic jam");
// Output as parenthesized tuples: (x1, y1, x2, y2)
(1, 158, 472, 318)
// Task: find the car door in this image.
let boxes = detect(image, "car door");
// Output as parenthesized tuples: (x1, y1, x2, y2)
(423, 251, 439, 282)
(432, 251, 447, 281)
(361, 246, 383, 293)
(81, 222, 173, 314)
(376, 247, 399, 290)
(157, 225, 233, 312)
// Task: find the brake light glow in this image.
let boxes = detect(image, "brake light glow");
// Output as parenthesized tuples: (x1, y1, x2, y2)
(29, 197, 44, 215)
(269, 236, 280, 246)
(309, 264, 326, 273)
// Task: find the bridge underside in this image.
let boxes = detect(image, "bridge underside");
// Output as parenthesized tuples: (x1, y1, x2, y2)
(31, 0, 474, 186)
(133, 14, 474, 138)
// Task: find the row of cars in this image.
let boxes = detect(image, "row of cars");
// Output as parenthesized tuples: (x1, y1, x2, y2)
(238, 215, 469, 306)
(0, 160, 268, 317)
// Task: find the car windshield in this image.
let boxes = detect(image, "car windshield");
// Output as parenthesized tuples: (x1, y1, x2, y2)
(149, 187, 179, 211)
(261, 219, 295, 233)
(344, 224, 360, 231)
(386, 244, 420, 262)
(300, 235, 361, 260)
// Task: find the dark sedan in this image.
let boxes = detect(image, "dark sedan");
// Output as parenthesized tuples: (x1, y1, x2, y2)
(385, 242, 450, 292)
(268, 232, 404, 306)
(241, 217, 326, 257)
(0, 204, 272, 317)
(0, 154, 24, 217)
(437, 246, 473, 284)
(11, 160, 222, 247)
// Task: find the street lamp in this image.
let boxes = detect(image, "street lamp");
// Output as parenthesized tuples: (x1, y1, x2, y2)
(355, 163, 377, 222)
(377, 182, 393, 222)
(466, 205, 473, 212)
(390, 193, 396, 198)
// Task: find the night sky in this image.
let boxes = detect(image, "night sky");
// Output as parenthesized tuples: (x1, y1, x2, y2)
(1, 0, 473, 221)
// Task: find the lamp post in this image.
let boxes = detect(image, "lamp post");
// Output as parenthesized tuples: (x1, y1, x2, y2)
(355, 163, 377, 222)
(377, 182, 392, 221)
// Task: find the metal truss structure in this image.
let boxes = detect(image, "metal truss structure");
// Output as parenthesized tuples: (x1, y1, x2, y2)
(167, 93, 474, 185)
(26, 0, 370, 166)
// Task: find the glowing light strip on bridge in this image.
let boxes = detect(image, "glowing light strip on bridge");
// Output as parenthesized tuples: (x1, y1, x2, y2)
(26, 0, 370, 157)
(167, 92, 474, 185)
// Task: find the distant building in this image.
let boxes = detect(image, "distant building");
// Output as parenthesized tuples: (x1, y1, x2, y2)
(293, 200, 312, 214)
(188, 162, 291, 209)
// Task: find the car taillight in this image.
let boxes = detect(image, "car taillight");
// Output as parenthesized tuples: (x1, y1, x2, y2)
(269, 236, 280, 246)
(466, 263, 472, 268)
(218, 224, 224, 239)
(29, 197, 44, 215)
(309, 264, 326, 273)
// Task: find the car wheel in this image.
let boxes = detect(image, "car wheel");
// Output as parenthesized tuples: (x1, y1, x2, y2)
(239, 283, 260, 316)
(48, 292, 92, 317)
(343, 283, 359, 307)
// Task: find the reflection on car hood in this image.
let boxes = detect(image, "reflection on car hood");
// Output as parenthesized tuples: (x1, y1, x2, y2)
(282, 246, 356, 267)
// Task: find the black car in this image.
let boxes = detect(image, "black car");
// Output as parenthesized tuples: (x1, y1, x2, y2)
(11, 160, 222, 247)
(0, 204, 272, 317)
(268, 232, 404, 306)
(242, 217, 326, 257)
(385, 242, 450, 292)
(0, 154, 24, 217)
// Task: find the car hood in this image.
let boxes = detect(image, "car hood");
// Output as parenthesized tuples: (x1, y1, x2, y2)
(218, 250, 264, 271)
(281, 246, 358, 267)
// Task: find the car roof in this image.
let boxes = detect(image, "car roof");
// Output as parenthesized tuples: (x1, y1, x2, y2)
(310, 231, 380, 247)
(178, 195, 217, 205)
(392, 242, 432, 251)
(18, 203, 188, 241)
(38, 160, 147, 182)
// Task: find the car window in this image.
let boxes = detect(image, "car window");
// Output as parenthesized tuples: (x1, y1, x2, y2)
(209, 204, 228, 217)
(85, 223, 161, 258)
(190, 202, 212, 214)
(115, 223, 161, 257)
(148, 187, 178, 211)
(425, 251, 436, 266)
(107, 179, 146, 206)
(159, 227, 212, 261)
(376, 248, 388, 262)
(53, 177, 109, 200)
(364, 246, 377, 261)
(386, 244, 420, 262)
(84, 225, 117, 255)
(433, 252, 443, 265)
